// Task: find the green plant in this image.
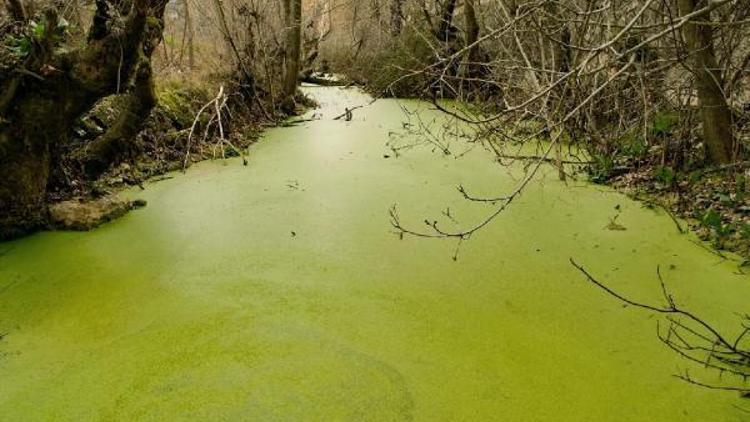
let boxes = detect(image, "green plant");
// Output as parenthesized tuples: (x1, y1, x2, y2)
(701, 208, 733, 247)
(739, 223, 750, 240)
(587, 154, 615, 183)
(6, 33, 32, 57)
(717, 192, 733, 206)
(653, 165, 676, 186)
(156, 79, 210, 128)
(6, 16, 68, 58)
(702, 208, 722, 228)
(688, 170, 703, 184)
(651, 111, 679, 136)
(735, 175, 747, 201)
(619, 133, 648, 158)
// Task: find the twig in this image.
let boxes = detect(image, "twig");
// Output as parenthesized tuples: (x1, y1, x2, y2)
(184, 85, 225, 170)
(570, 258, 750, 392)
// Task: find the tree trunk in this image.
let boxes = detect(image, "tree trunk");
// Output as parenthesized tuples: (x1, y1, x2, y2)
(464, 0, 478, 56)
(678, 0, 734, 164)
(0, 0, 166, 238)
(460, 0, 479, 79)
(184, 0, 195, 69)
(282, 0, 302, 105)
(390, 0, 402, 36)
(458, 0, 486, 98)
(211, 0, 235, 64)
(436, 0, 457, 42)
(80, 63, 157, 177)
(547, 2, 571, 181)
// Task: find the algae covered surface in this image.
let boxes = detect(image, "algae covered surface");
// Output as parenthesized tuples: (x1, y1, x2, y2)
(1, 87, 749, 421)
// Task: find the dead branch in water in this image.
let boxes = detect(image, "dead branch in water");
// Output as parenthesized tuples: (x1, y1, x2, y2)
(390, 131, 561, 240)
(571, 258, 750, 395)
(494, 154, 593, 166)
(333, 104, 365, 120)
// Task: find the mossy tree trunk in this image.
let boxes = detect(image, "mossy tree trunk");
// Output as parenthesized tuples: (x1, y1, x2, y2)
(79, 58, 158, 178)
(0, 0, 166, 238)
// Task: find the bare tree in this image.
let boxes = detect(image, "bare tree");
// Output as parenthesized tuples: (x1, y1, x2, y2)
(436, 0, 457, 42)
(463, 0, 479, 60)
(211, 0, 235, 63)
(390, 0, 402, 36)
(182, 0, 195, 69)
(283, 0, 302, 105)
(331, 0, 750, 260)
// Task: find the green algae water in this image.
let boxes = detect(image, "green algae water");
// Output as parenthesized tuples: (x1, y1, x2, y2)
(1, 87, 750, 421)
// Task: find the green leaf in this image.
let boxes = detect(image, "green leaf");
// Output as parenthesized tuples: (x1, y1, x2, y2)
(702, 209, 722, 230)
(31, 20, 45, 39)
(652, 111, 679, 136)
(654, 166, 676, 186)
(7, 36, 32, 57)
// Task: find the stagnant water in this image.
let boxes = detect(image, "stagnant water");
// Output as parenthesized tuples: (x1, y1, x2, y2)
(1, 87, 749, 421)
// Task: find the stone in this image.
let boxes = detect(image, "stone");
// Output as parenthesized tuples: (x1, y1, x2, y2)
(48, 195, 145, 231)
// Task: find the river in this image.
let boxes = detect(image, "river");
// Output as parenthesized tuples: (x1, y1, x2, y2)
(0, 86, 748, 420)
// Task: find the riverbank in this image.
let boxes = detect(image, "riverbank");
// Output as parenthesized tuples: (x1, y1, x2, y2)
(605, 160, 750, 262)
(31, 80, 317, 235)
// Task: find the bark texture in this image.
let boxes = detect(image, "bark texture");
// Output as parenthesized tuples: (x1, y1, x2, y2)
(283, 0, 302, 104)
(436, 0, 457, 42)
(390, 0, 403, 36)
(678, 0, 734, 164)
(0, 0, 166, 238)
(464, 0, 478, 58)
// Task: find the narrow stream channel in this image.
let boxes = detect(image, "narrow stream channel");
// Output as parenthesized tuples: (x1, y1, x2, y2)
(1, 86, 748, 420)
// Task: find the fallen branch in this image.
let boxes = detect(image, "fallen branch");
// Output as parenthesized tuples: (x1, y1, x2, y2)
(184, 85, 224, 170)
(333, 105, 364, 120)
(571, 258, 750, 394)
(495, 154, 593, 165)
(182, 85, 248, 168)
(300, 73, 348, 86)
